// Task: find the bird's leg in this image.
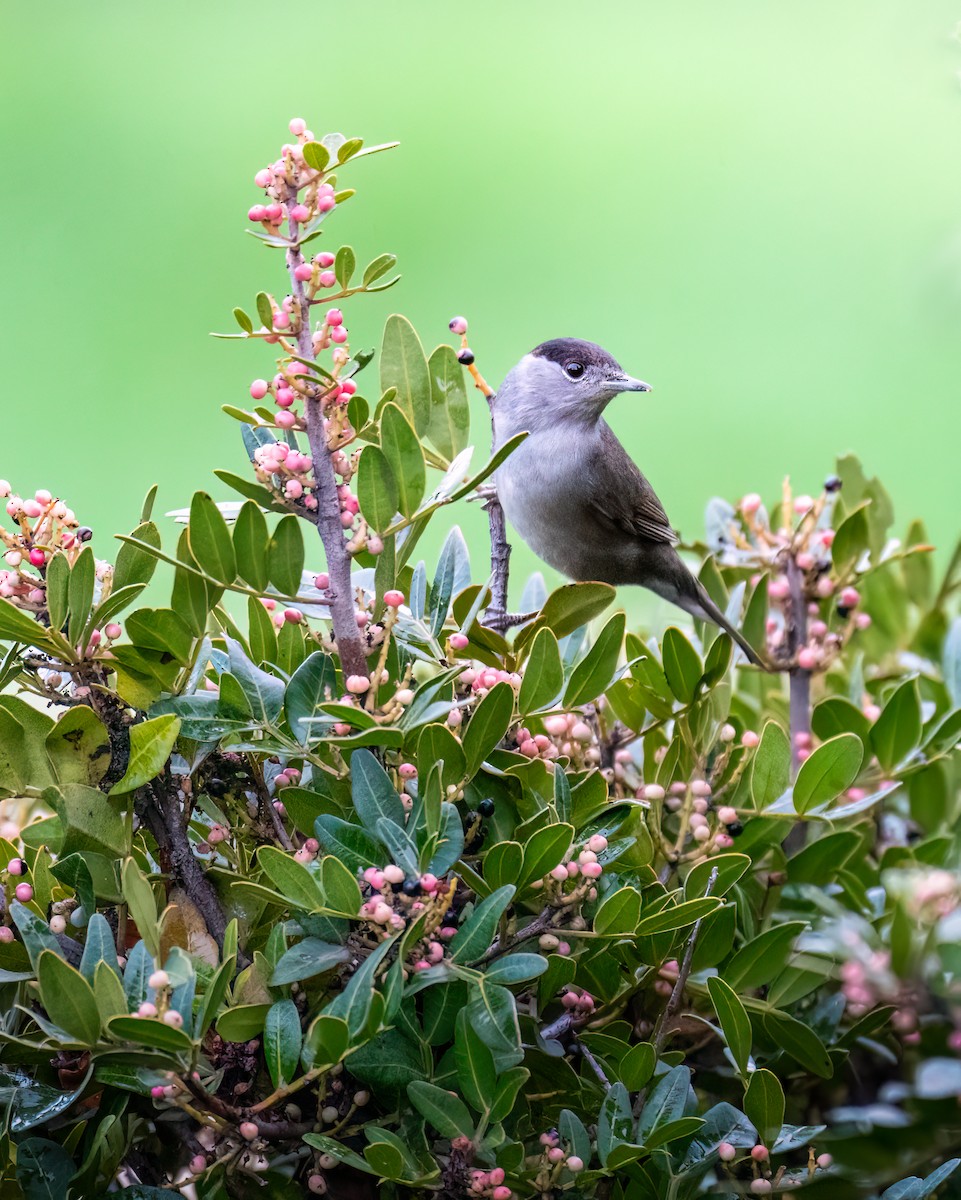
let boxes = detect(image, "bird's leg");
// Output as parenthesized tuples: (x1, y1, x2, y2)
(480, 487, 538, 632)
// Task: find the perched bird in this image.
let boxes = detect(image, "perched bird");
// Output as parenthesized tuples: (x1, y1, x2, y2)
(492, 337, 763, 666)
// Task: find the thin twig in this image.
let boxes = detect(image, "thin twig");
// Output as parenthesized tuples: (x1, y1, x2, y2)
(576, 1039, 611, 1090)
(633, 866, 719, 1120)
(285, 202, 369, 681)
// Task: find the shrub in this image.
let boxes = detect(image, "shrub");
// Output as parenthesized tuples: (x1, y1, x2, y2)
(0, 119, 959, 1200)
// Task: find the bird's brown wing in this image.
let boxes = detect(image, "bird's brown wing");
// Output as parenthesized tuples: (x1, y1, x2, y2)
(586, 423, 680, 546)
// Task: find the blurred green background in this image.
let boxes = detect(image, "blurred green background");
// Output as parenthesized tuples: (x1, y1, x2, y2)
(3, 1, 960, 623)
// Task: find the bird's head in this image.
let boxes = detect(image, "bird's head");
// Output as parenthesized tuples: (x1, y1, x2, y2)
(493, 338, 651, 431)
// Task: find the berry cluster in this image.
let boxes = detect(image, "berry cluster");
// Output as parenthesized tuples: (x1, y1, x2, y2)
(467, 1165, 512, 1199)
(531, 1129, 585, 1190)
(0, 481, 91, 611)
(716, 1140, 832, 1192)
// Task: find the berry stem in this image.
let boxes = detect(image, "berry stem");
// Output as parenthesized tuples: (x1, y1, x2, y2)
(284, 204, 369, 681)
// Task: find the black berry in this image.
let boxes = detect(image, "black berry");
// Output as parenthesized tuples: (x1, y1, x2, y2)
(477, 798, 495, 818)
(824, 475, 842, 493)
(457, 348, 475, 366)
(401, 879, 422, 897)
(726, 821, 743, 837)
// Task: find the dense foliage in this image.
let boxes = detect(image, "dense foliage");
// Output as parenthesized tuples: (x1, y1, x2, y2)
(0, 121, 959, 1200)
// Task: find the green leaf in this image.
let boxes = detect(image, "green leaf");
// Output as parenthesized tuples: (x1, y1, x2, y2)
(301, 1013, 350, 1070)
(426, 345, 470, 462)
(462, 681, 513, 774)
(483, 841, 523, 893)
(723, 921, 806, 991)
(635, 896, 720, 935)
(380, 402, 426, 518)
(335, 244, 356, 289)
(450, 886, 515, 964)
(564, 611, 626, 707)
(788, 830, 862, 885)
(0, 598, 56, 649)
(619, 1042, 656, 1089)
(258, 846, 326, 912)
(106, 1015, 193, 1056)
(357, 445, 400, 533)
(45, 707, 111, 787)
(870, 678, 922, 771)
(362, 252, 398, 287)
(518, 628, 564, 713)
(519, 823, 574, 891)
(37, 950, 101, 1043)
(303, 141, 330, 171)
(125, 607, 194, 665)
(121, 858, 161, 961)
(793, 733, 863, 813)
(314, 814, 383, 873)
(109, 715, 180, 796)
(514, 582, 616, 652)
(488, 1065, 530, 1125)
(483, 953, 548, 985)
(264, 999, 302, 1089)
(595, 886, 643, 937)
(285, 652, 336, 744)
(93, 959, 128, 1021)
(79, 913, 122, 984)
(380, 314, 431, 435)
(351, 747, 406, 834)
(684, 853, 751, 901)
(53, 782, 126, 858)
(763, 1010, 833, 1078)
(707, 975, 752, 1075)
(267, 514, 305, 597)
(67, 546, 96, 643)
(325, 935, 395, 1035)
(661, 626, 702, 703)
(215, 1003, 271, 1043)
(16, 1138, 75, 1200)
(320, 855, 362, 918)
(637, 1065, 691, 1142)
(812, 696, 871, 750)
(597, 1082, 634, 1166)
(44, 553, 70, 632)
(232, 500, 269, 590)
(832, 504, 870, 571)
(187, 492, 236, 584)
(455, 1008, 496, 1113)
(751, 720, 791, 809)
(743, 1068, 784, 1146)
(407, 1080, 474, 1139)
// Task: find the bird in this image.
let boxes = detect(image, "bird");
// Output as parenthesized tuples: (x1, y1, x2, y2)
(491, 337, 764, 667)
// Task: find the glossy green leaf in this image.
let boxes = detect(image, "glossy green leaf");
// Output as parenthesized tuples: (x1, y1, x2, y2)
(519, 823, 574, 891)
(357, 444, 400, 533)
(315, 814, 384, 873)
(751, 720, 791, 809)
(187, 492, 236, 584)
(450, 886, 515, 964)
(380, 314, 431, 435)
(407, 1080, 474, 1139)
(595, 886, 643, 937)
(258, 846, 326, 912)
(351, 747, 407, 833)
(870, 678, 922, 771)
(723, 921, 806, 991)
(266, 514, 305, 597)
(462, 681, 513, 774)
(661, 626, 702, 703)
(109, 715, 181, 796)
(121, 858, 161, 961)
(707, 975, 752, 1075)
(67, 546, 96, 643)
(37, 950, 101, 1043)
(53, 783, 126, 858)
(426, 344, 470, 462)
(635, 896, 721, 935)
(597, 1082, 634, 1166)
(564, 611, 626, 707)
(744, 1068, 784, 1145)
(514, 582, 616, 652)
(518, 627, 564, 713)
(285, 652, 336, 744)
(455, 1008, 496, 1113)
(232, 500, 269, 590)
(380, 402, 426, 518)
(320, 855, 362, 918)
(793, 733, 863, 813)
(264, 999, 302, 1089)
(45, 707, 111, 788)
(763, 1010, 833, 1078)
(106, 1015, 193, 1056)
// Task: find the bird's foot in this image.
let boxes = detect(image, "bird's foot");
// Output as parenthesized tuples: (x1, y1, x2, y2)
(482, 607, 538, 632)
(468, 484, 497, 505)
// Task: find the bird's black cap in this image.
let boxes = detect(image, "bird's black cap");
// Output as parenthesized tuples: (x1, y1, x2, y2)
(531, 338, 621, 370)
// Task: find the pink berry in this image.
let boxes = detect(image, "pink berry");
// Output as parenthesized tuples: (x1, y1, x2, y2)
(318, 194, 336, 212)
(250, 379, 269, 400)
(796, 551, 815, 570)
(14, 883, 33, 903)
(331, 326, 348, 344)
(840, 587, 860, 609)
(283, 608, 302, 624)
(294, 263, 313, 282)
(587, 834, 608, 853)
(290, 204, 310, 223)
(289, 117, 307, 136)
(492, 1188, 512, 1200)
(0, 927, 13, 944)
(254, 169, 271, 188)
(750, 1182, 772, 1195)
(49, 914, 67, 935)
(741, 492, 762, 515)
(318, 270, 337, 288)
(314, 573, 330, 590)
(855, 612, 872, 629)
(797, 647, 818, 670)
(137, 1001, 157, 1017)
(566, 1156, 584, 1173)
(383, 590, 405, 608)
(316, 252, 336, 267)
(7, 858, 23, 876)
(717, 1141, 737, 1162)
(275, 388, 295, 408)
(276, 411, 296, 429)
(717, 806, 738, 825)
(449, 632, 469, 650)
(449, 316, 468, 335)
(581, 861, 603, 879)
(239, 1121, 258, 1141)
(816, 1153, 833, 1168)
(326, 308, 344, 327)
(265, 203, 283, 221)
(742, 730, 760, 748)
(345, 675, 370, 694)
(248, 205, 267, 222)
(191, 1155, 207, 1174)
(398, 763, 417, 779)
(751, 1145, 769, 1162)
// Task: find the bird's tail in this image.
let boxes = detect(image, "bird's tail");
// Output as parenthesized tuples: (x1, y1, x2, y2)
(681, 582, 767, 670)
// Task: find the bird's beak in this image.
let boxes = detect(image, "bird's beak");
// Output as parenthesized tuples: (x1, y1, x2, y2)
(613, 375, 652, 393)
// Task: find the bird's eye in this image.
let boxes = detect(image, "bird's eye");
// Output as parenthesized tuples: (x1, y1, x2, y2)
(565, 362, 584, 379)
